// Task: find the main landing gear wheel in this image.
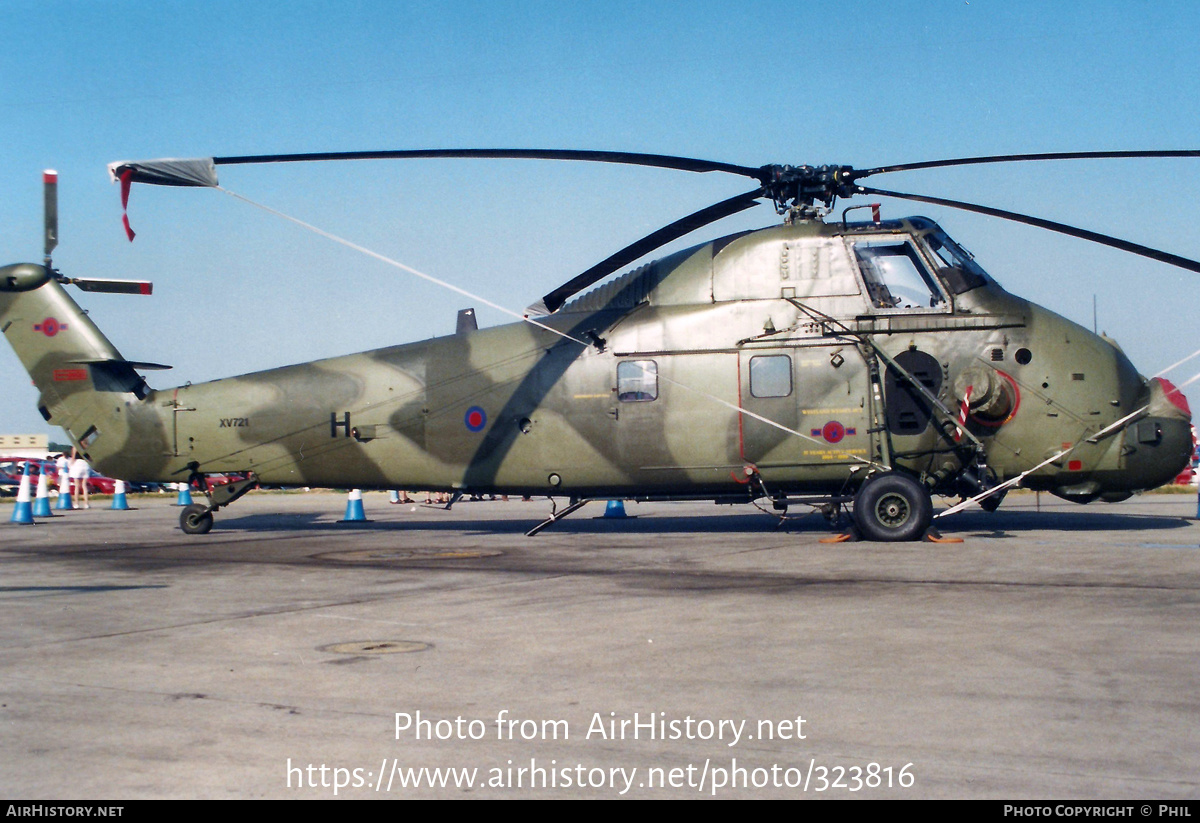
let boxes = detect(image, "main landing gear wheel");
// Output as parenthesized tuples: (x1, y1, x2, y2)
(180, 503, 214, 535)
(853, 472, 933, 542)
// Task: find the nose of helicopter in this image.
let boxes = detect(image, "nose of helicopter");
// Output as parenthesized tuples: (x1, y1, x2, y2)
(1117, 377, 1193, 491)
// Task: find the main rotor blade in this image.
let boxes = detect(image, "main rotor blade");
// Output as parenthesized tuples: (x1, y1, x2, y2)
(532, 188, 765, 314)
(856, 185, 1200, 274)
(213, 149, 760, 178)
(858, 150, 1200, 178)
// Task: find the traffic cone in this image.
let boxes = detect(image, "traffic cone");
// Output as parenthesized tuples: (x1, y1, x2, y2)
(175, 482, 193, 506)
(55, 470, 73, 510)
(10, 462, 34, 524)
(603, 499, 628, 518)
(338, 489, 370, 523)
(110, 480, 129, 511)
(32, 463, 53, 517)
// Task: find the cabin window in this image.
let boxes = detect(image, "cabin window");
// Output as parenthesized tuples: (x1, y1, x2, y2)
(851, 239, 947, 310)
(749, 355, 792, 398)
(617, 360, 658, 402)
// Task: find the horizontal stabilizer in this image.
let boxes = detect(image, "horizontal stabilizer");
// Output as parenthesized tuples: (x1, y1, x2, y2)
(70, 357, 172, 371)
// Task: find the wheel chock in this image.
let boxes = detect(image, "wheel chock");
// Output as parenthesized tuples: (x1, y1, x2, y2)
(923, 527, 964, 543)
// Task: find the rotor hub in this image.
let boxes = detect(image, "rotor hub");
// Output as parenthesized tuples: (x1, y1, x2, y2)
(757, 164, 858, 213)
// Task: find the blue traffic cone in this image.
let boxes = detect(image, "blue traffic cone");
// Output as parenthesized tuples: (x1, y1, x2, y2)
(55, 471, 73, 510)
(603, 499, 628, 519)
(11, 462, 34, 524)
(175, 482, 193, 506)
(339, 489, 369, 523)
(32, 463, 53, 517)
(111, 480, 129, 511)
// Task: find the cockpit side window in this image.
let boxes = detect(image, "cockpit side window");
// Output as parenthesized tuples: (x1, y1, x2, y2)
(921, 231, 991, 295)
(850, 239, 947, 311)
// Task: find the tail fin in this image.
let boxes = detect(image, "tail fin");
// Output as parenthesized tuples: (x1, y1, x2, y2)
(0, 263, 152, 460)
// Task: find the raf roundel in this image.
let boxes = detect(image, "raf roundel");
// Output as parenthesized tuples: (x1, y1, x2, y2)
(464, 406, 487, 432)
(821, 421, 846, 444)
(34, 317, 66, 337)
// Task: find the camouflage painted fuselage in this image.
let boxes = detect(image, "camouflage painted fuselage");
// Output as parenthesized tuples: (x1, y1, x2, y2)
(1, 217, 1190, 502)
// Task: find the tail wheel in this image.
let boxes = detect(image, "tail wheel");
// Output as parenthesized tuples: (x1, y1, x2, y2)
(180, 503, 214, 535)
(853, 472, 932, 542)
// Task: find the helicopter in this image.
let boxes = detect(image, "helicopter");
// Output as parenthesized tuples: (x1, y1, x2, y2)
(0, 149, 1194, 540)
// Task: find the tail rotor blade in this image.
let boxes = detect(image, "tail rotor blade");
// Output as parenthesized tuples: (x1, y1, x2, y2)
(43, 170, 58, 263)
(65, 278, 154, 296)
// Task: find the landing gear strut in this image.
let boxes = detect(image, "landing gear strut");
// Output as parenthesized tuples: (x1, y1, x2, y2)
(177, 472, 259, 535)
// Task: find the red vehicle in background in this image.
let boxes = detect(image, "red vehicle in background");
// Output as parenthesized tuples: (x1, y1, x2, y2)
(0, 464, 20, 497)
(1173, 426, 1199, 485)
(0, 459, 119, 495)
(193, 472, 249, 490)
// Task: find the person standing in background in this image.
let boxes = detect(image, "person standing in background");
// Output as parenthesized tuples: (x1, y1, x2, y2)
(69, 449, 91, 509)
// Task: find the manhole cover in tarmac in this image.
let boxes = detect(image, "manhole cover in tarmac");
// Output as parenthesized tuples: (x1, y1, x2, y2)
(320, 640, 431, 655)
(319, 548, 502, 562)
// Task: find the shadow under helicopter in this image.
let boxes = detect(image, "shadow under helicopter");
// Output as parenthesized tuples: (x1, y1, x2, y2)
(205, 502, 1193, 537)
(0, 584, 170, 598)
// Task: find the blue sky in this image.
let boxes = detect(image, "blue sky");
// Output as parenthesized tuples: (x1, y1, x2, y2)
(2, 0, 1199, 436)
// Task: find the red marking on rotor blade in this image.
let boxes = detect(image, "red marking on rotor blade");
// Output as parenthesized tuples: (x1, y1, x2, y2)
(120, 169, 136, 241)
(120, 169, 133, 208)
